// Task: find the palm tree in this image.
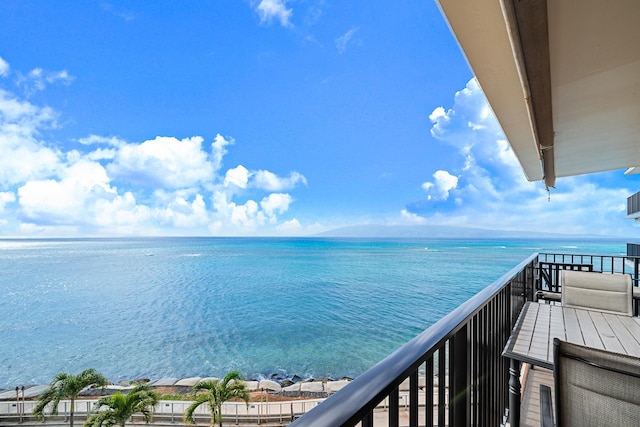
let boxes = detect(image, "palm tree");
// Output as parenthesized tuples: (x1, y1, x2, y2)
(84, 383, 160, 427)
(33, 369, 109, 427)
(183, 371, 250, 427)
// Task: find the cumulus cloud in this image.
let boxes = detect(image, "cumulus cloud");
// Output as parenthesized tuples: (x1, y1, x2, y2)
(402, 78, 634, 236)
(0, 60, 308, 236)
(276, 218, 302, 233)
(158, 194, 209, 228)
(253, 170, 307, 191)
(107, 136, 215, 189)
(18, 160, 116, 224)
(335, 27, 359, 54)
(254, 0, 293, 27)
(0, 90, 61, 187)
(260, 193, 293, 218)
(422, 170, 458, 200)
(224, 165, 250, 189)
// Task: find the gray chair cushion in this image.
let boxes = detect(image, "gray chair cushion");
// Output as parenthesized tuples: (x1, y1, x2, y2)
(553, 339, 640, 427)
(561, 270, 632, 316)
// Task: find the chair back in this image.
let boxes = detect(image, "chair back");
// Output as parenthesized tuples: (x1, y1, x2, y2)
(561, 270, 632, 315)
(553, 338, 640, 427)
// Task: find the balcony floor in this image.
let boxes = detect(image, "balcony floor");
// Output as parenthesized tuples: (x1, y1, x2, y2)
(514, 365, 554, 427)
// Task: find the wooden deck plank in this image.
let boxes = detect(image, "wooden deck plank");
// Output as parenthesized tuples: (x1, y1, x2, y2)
(575, 309, 603, 349)
(603, 313, 640, 355)
(589, 311, 625, 353)
(563, 307, 583, 345)
(520, 367, 554, 427)
(548, 306, 566, 354)
(513, 304, 539, 355)
(529, 305, 551, 360)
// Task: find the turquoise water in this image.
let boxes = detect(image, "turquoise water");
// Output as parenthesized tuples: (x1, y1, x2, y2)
(0, 237, 627, 389)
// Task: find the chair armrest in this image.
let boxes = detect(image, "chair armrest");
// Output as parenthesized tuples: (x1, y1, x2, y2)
(536, 290, 561, 302)
(539, 384, 554, 427)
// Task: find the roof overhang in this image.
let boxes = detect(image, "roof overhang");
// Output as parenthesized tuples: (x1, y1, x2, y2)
(436, 0, 640, 188)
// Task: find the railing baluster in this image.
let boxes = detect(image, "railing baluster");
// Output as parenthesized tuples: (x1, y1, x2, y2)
(438, 346, 446, 427)
(389, 387, 399, 427)
(362, 411, 373, 427)
(480, 305, 487, 426)
(426, 357, 434, 427)
(450, 324, 469, 426)
(472, 314, 478, 427)
(409, 370, 418, 426)
(490, 297, 497, 427)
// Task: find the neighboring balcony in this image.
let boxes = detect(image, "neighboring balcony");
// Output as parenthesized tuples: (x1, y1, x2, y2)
(626, 190, 640, 220)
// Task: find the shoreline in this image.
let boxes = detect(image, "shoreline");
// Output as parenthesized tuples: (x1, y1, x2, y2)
(0, 376, 354, 402)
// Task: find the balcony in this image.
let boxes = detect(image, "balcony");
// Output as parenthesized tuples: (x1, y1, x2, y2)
(626, 191, 640, 220)
(291, 252, 640, 427)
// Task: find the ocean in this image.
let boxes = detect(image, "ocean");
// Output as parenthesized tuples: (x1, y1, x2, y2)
(0, 237, 628, 389)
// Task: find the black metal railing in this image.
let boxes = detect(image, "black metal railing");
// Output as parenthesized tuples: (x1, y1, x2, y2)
(290, 253, 539, 427)
(537, 253, 640, 315)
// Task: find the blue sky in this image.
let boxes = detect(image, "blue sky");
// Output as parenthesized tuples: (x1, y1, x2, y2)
(0, 0, 638, 237)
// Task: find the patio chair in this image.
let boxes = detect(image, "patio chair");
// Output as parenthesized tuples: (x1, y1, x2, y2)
(540, 338, 640, 427)
(561, 270, 632, 315)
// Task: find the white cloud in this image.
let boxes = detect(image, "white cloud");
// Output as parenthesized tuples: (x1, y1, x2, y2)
(92, 191, 151, 229)
(422, 170, 458, 200)
(17, 67, 75, 96)
(0, 90, 61, 186)
(230, 199, 263, 228)
(254, 0, 293, 27)
(17, 160, 116, 224)
(0, 63, 308, 237)
(209, 190, 297, 234)
(158, 194, 209, 228)
(424, 77, 531, 202)
(252, 170, 307, 191)
(405, 78, 635, 237)
(224, 165, 250, 189)
(107, 136, 215, 189)
(260, 193, 292, 219)
(428, 106, 447, 122)
(276, 218, 302, 233)
(78, 134, 126, 147)
(400, 209, 427, 225)
(85, 147, 118, 161)
(335, 27, 359, 54)
(211, 134, 234, 173)
(0, 57, 9, 77)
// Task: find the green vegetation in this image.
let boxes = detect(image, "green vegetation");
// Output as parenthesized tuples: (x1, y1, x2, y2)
(183, 371, 250, 427)
(33, 369, 109, 427)
(83, 383, 160, 427)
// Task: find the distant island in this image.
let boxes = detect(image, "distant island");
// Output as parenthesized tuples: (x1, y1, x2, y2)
(313, 224, 625, 240)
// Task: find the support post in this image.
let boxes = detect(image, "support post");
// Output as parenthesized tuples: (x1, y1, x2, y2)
(508, 359, 521, 427)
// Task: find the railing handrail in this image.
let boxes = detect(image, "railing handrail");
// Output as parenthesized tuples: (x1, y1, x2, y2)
(539, 252, 640, 259)
(291, 252, 540, 426)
